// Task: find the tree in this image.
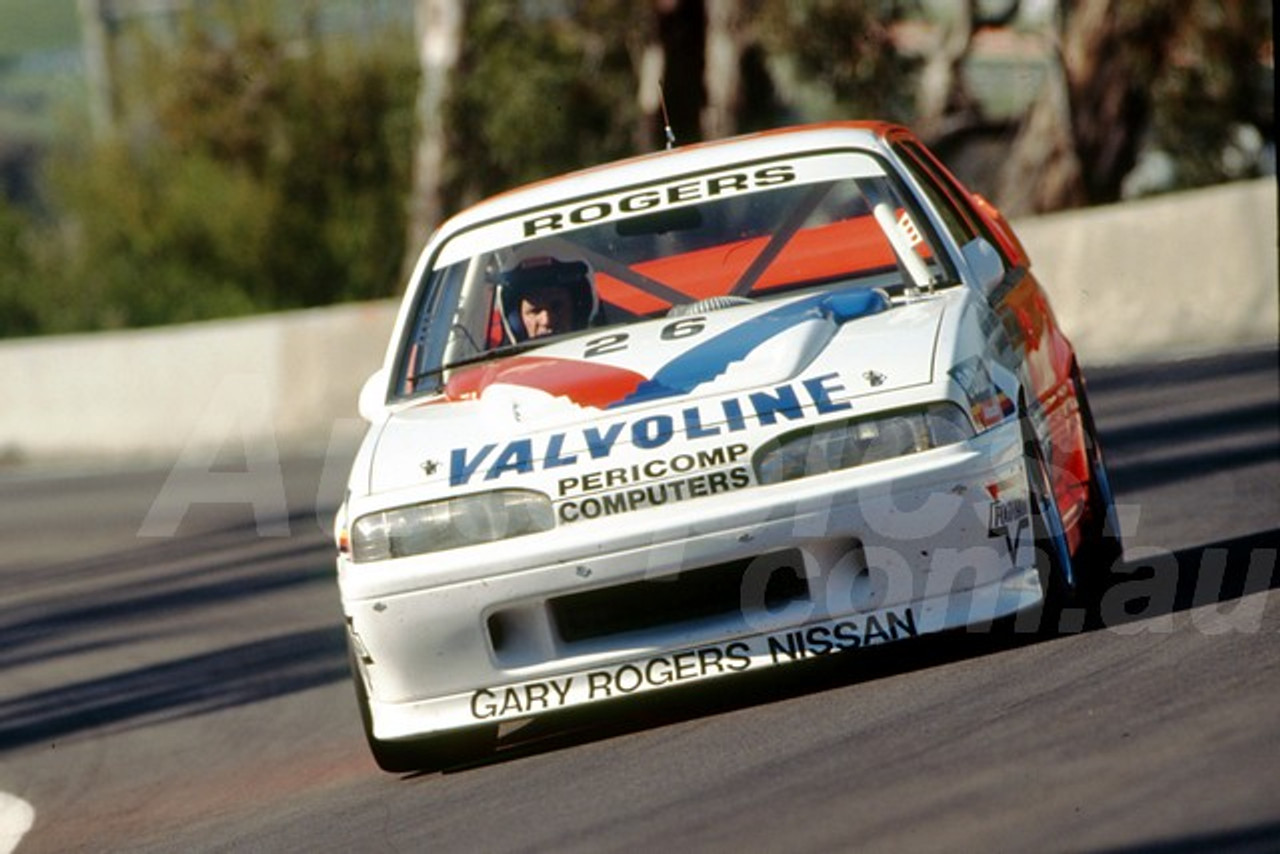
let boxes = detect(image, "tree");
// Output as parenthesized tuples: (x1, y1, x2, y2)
(630, 0, 779, 150)
(0, 198, 41, 336)
(1146, 0, 1274, 190)
(406, 0, 463, 267)
(32, 2, 418, 333)
(437, 1, 639, 210)
(649, 0, 706, 145)
(913, 0, 979, 142)
(756, 1, 920, 124)
(995, 0, 1272, 215)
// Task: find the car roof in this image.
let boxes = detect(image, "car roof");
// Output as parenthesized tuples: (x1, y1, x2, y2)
(431, 121, 905, 240)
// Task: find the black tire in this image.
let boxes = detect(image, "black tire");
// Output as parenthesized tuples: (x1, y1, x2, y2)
(1070, 364, 1124, 592)
(348, 644, 493, 773)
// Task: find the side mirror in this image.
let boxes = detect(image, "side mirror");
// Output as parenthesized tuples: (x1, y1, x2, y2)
(961, 237, 1006, 292)
(357, 368, 391, 423)
(971, 193, 1030, 269)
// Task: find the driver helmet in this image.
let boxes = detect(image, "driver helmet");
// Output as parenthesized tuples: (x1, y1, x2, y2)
(497, 256, 599, 342)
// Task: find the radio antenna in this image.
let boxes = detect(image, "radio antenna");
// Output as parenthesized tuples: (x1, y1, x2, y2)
(658, 81, 676, 150)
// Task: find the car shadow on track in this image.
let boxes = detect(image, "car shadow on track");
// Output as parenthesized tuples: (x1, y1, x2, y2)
(0, 626, 349, 752)
(427, 525, 1279, 776)
(0, 513, 349, 753)
(1067, 527, 1279, 635)
(1091, 818, 1280, 854)
(2, 521, 1272, 766)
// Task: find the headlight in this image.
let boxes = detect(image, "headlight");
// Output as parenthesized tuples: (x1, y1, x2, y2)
(753, 403, 974, 485)
(350, 490, 554, 563)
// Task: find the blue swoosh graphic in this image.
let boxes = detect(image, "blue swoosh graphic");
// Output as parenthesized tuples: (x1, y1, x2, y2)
(612, 287, 888, 408)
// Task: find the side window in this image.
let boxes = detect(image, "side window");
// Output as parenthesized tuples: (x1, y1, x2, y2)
(898, 141, 1014, 272)
(894, 143, 978, 247)
(396, 261, 467, 398)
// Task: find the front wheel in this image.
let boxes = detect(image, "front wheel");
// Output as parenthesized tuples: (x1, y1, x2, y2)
(1071, 364, 1124, 588)
(348, 644, 493, 773)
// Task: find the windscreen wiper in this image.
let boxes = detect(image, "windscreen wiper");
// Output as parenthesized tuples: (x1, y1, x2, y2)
(407, 339, 543, 385)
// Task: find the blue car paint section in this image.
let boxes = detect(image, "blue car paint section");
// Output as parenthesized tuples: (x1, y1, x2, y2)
(613, 288, 888, 409)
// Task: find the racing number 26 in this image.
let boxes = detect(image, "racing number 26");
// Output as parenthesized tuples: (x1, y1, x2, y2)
(583, 317, 706, 358)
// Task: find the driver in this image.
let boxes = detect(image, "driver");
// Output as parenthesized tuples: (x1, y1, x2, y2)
(497, 256, 599, 341)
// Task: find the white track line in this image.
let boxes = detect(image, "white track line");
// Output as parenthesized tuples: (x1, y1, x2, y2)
(0, 793, 35, 854)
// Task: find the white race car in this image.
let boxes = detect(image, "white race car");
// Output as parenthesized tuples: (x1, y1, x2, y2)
(335, 122, 1122, 771)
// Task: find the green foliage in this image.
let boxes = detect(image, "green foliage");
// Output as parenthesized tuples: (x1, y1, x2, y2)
(1148, 0, 1273, 189)
(43, 145, 271, 330)
(757, 0, 922, 123)
(0, 197, 41, 337)
(443, 0, 641, 208)
(8, 3, 418, 335)
(2, 0, 1269, 337)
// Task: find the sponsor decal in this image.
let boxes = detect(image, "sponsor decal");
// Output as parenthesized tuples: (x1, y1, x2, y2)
(988, 496, 1030, 536)
(555, 444, 751, 499)
(445, 287, 885, 415)
(985, 477, 1034, 570)
(610, 296, 829, 408)
(434, 150, 887, 268)
(765, 610, 919, 661)
(448, 373, 851, 486)
(521, 166, 797, 238)
(468, 607, 918, 721)
(555, 467, 751, 521)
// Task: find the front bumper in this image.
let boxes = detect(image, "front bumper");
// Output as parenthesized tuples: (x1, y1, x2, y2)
(340, 421, 1041, 740)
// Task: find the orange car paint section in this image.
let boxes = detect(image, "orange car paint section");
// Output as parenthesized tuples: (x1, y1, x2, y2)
(596, 216, 897, 315)
(1001, 270, 1089, 552)
(444, 356, 648, 409)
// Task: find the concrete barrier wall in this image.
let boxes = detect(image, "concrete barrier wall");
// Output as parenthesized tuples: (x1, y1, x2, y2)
(1013, 178, 1277, 366)
(0, 178, 1274, 465)
(0, 300, 397, 464)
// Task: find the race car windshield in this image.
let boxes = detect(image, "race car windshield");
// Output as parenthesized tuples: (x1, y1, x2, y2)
(396, 150, 953, 398)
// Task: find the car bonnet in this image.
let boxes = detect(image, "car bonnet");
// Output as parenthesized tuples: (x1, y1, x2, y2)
(365, 291, 947, 497)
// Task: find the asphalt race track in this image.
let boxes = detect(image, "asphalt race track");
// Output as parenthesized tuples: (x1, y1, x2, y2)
(2, 346, 1277, 853)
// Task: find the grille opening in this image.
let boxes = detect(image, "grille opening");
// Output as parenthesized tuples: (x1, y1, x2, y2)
(550, 550, 809, 644)
(487, 613, 509, 652)
(763, 563, 809, 612)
